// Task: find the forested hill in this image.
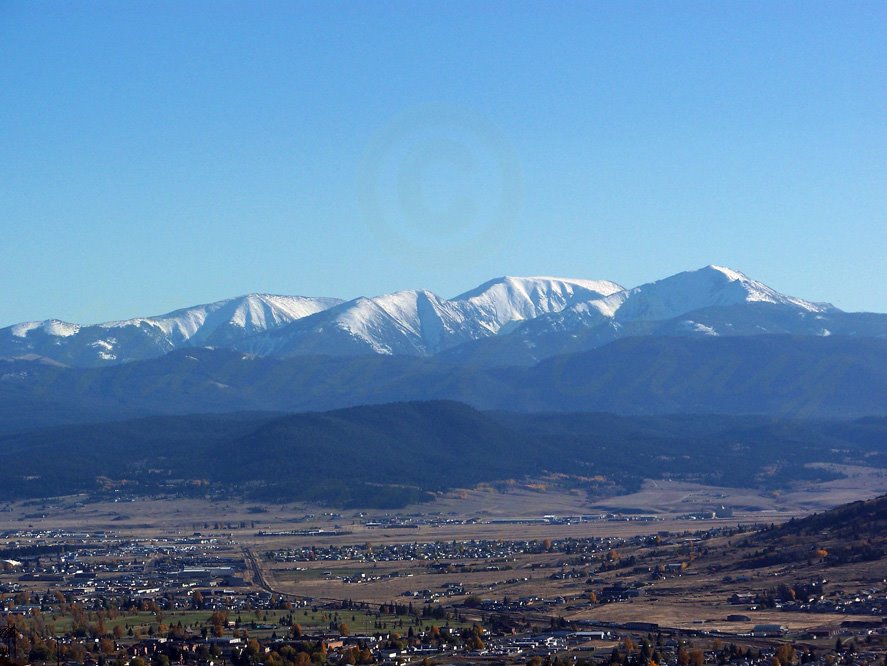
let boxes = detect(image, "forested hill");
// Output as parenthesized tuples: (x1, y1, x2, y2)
(725, 493, 887, 571)
(0, 401, 884, 507)
(766, 493, 887, 541)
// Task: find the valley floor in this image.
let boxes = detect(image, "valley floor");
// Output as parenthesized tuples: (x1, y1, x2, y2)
(2, 481, 885, 665)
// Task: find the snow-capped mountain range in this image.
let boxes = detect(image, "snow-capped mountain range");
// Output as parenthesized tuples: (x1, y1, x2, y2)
(246, 276, 623, 358)
(2, 266, 883, 367)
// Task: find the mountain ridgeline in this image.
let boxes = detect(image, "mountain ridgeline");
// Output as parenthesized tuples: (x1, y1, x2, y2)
(3, 266, 885, 367)
(0, 401, 883, 507)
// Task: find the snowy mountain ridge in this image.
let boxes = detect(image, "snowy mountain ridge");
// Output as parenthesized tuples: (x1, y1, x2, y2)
(2, 267, 879, 367)
(3, 293, 343, 365)
(583, 264, 828, 326)
(243, 276, 623, 357)
(97, 293, 344, 344)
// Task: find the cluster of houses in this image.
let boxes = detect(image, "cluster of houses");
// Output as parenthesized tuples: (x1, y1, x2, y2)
(730, 587, 887, 618)
(267, 535, 640, 564)
(0, 530, 286, 616)
(97, 621, 887, 666)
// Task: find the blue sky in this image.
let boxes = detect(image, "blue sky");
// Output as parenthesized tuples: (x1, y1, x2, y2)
(1, 1, 885, 326)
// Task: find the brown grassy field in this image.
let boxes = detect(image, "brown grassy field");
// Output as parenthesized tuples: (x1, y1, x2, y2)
(6, 463, 885, 538)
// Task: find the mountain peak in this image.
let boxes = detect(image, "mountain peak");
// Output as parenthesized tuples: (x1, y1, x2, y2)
(612, 265, 830, 321)
(457, 275, 623, 300)
(10, 319, 80, 339)
(705, 264, 750, 281)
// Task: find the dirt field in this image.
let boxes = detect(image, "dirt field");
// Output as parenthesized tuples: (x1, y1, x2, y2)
(581, 465, 887, 515)
(6, 465, 884, 538)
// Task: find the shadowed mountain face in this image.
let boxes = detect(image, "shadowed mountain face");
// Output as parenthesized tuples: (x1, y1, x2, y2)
(2, 266, 884, 367)
(1, 335, 886, 435)
(0, 401, 883, 507)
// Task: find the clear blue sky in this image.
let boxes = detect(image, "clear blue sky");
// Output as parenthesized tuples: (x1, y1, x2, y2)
(1, 1, 885, 326)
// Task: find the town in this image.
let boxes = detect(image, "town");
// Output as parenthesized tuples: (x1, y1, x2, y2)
(1, 494, 884, 666)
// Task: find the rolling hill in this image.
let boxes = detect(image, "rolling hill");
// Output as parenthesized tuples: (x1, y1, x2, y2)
(0, 401, 883, 507)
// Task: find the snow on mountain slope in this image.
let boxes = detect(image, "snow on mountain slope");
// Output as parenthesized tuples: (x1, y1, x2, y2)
(0, 294, 342, 365)
(247, 292, 448, 357)
(433, 266, 856, 367)
(11, 320, 81, 338)
(6, 276, 625, 364)
(612, 265, 830, 323)
(100, 293, 343, 346)
(454, 276, 623, 334)
(3, 267, 877, 367)
(518, 265, 831, 338)
(247, 277, 623, 357)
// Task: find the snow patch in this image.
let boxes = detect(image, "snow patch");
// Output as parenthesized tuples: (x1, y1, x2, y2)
(43, 320, 81, 337)
(11, 320, 81, 337)
(10, 322, 40, 338)
(680, 320, 718, 336)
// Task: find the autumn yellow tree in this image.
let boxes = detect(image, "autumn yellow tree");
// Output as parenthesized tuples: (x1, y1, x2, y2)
(776, 643, 796, 665)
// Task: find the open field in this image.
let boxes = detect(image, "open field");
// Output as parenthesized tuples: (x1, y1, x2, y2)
(581, 465, 887, 515)
(570, 602, 851, 633)
(6, 464, 886, 537)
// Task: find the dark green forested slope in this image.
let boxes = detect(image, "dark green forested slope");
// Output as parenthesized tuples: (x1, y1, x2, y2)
(1, 335, 885, 436)
(0, 401, 883, 507)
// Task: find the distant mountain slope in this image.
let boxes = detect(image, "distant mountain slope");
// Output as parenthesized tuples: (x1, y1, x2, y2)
(521, 334, 887, 416)
(0, 402, 882, 506)
(3, 266, 884, 367)
(1, 335, 885, 434)
(0, 294, 342, 366)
